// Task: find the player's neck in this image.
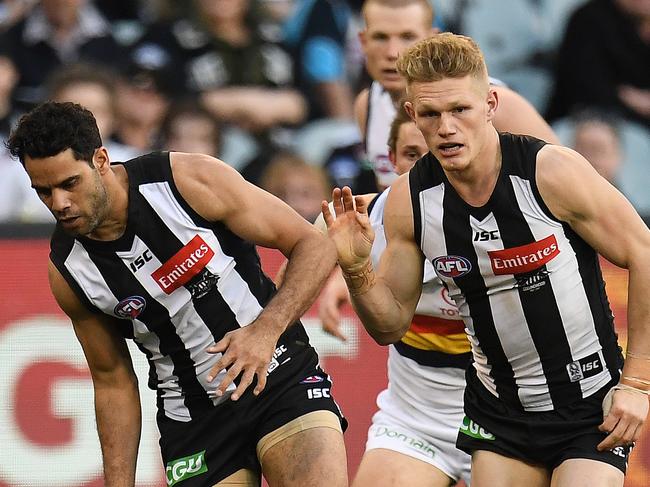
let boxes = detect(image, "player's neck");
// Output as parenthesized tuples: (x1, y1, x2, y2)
(87, 165, 129, 241)
(445, 129, 501, 208)
(388, 89, 405, 105)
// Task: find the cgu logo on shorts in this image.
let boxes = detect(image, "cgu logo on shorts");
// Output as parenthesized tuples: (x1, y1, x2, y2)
(488, 234, 559, 275)
(166, 450, 208, 486)
(459, 416, 495, 441)
(152, 235, 215, 294)
(114, 296, 146, 319)
(433, 255, 472, 279)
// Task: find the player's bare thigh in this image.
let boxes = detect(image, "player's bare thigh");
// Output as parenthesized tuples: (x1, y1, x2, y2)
(353, 448, 455, 487)
(471, 450, 550, 487)
(258, 410, 348, 487)
(550, 459, 623, 487)
(214, 468, 259, 486)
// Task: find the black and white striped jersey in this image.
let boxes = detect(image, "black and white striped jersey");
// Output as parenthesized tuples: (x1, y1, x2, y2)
(409, 133, 623, 412)
(50, 152, 310, 421)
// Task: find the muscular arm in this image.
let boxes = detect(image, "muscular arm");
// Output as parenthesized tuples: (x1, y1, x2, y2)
(315, 80, 355, 119)
(324, 180, 424, 344)
(171, 153, 336, 397)
(354, 88, 370, 137)
(537, 145, 650, 448)
(48, 261, 141, 487)
(493, 86, 560, 144)
(201, 87, 307, 131)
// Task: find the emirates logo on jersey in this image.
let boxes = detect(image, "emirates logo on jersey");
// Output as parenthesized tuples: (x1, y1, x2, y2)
(488, 235, 559, 275)
(151, 235, 215, 294)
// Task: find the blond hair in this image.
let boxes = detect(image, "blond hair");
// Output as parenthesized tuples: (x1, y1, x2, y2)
(396, 33, 488, 86)
(362, 0, 433, 28)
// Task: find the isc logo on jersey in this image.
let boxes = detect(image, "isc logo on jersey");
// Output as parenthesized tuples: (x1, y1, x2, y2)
(433, 256, 472, 278)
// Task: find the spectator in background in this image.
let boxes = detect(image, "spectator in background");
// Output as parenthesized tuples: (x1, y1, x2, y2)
(571, 109, 624, 186)
(112, 53, 172, 152)
(260, 152, 331, 223)
(0, 54, 19, 137)
(133, 0, 306, 134)
(158, 100, 221, 157)
(261, 0, 355, 121)
(0, 144, 54, 223)
(46, 63, 140, 161)
(546, 0, 650, 130)
(1, 0, 125, 108)
(0, 0, 37, 32)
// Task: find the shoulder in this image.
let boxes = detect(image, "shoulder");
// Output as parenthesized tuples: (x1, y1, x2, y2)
(536, 144, 597, 221)
(170, 151, 233, 178)
(169, 152, 250, 222)
(48, 259, 95, 321)
(537, 144, 590, 180)
(354, 88, 370, 135)
(384, 174, 414, 239)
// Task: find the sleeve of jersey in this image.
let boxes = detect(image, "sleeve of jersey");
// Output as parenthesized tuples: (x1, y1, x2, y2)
(49, 242, 104, 316)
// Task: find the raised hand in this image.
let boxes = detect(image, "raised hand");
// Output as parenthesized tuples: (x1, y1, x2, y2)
(321, 187, 375, 273)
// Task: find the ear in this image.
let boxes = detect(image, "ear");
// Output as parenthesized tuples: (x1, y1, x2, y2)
(359, 29, 367, 52)
(93, 147, 111, 174)
(404, 100, 416, 122)
(486, 88, 498, 121)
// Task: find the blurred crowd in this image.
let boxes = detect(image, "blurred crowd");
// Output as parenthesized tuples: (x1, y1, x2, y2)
(0, 0, 648, 224)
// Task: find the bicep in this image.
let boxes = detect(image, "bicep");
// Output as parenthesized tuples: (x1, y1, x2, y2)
(171, 153, 319, 257)
(354, 89, 369, 136)
(377, 235, 424, 312)
(379, 177, 424, 312)
(537, 147, 650, 268)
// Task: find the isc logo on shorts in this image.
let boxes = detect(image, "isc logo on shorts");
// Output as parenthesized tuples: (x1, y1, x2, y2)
(307, 388, 331, 399)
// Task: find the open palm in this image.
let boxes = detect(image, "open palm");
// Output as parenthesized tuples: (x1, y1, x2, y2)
(322, 187, 375, 272)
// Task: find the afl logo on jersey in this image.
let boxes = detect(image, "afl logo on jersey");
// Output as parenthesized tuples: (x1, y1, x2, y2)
(114, 296, 147, 319)
(433, 256, 472, 278)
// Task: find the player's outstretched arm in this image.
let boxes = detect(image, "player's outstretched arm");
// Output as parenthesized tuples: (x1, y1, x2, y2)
(537, 145, 650, 450)
(170, 153, 337, 400)
(323, 181, 424, 345)
(48, 261, 141, 487)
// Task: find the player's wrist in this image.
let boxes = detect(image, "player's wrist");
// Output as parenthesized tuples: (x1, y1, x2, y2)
(613, 382, 650, 397)
(619, 375, 650, 395)
(341, 260, 376, 297)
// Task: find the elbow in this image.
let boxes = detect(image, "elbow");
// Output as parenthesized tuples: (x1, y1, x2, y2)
(369, 328, 406, 346)
(91, 367, 139, 390)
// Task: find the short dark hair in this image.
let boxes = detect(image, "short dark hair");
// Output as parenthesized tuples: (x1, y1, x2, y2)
(46, 63, 116, 101)
(159, 98, 221, 153)
(6, 101, 102, 166)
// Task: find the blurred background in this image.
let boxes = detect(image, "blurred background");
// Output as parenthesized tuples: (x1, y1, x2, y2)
(0, 0, 648, 485)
